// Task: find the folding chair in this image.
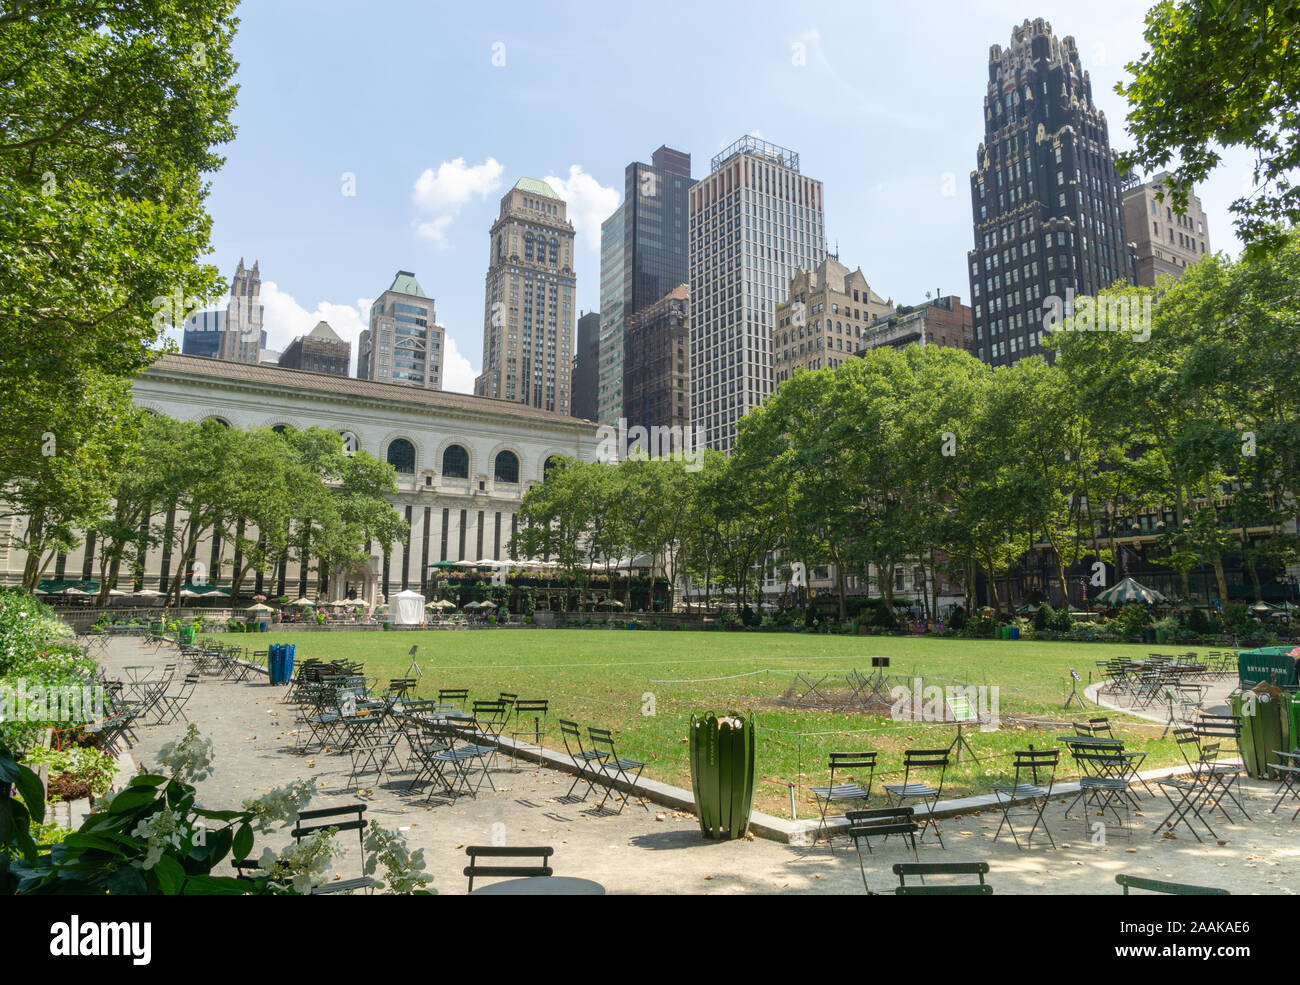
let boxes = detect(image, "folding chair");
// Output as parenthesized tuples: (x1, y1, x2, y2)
(992, 748, 1059, 849)
(845, 807, 919, 894)
(1268, 750, 1300, 820)
(1073, 717, 1113, 739)
(346, 728, 398, 793)
(291, 804, 374, 894)
(557, 719, 607, 803)
(471, 699, 510, 769)
(439, 688, 469, 710)
(508, 699, 548, 771)
(791, 673, 830, 706)
(587, 727, 647, 814)
(154, 673, 200, 726)
(464, 846, 554, 893)
(884, 749, 950, 848)
(893, 861, 992, 895)
(1154, 733, 1219, 842)
(809, 751, 877, 845)
(1116, 873, 1229, 895)
(1195, 714, 1253, 820)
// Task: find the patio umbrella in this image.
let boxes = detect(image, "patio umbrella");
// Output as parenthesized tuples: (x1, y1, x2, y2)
(178, 589, 203, 598)
(133, 588, 162, 598)
(290, 597, 316, 607)
(1249, 600, 1280, 613)
(452, 560, 478, 569)
(244, 603, 275, 614)
(1092, 577, 1168, 607)
(427, 599, 456, 610)
(107, 589, 129, 597)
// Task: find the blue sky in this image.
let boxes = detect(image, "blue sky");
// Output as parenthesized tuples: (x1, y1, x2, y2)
(179, 0, 1255, 391)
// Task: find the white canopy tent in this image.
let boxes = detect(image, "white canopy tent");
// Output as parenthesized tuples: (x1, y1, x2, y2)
(391, 589, 426, 626)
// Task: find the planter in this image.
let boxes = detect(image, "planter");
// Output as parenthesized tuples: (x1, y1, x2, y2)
(688, 712, 756, 840)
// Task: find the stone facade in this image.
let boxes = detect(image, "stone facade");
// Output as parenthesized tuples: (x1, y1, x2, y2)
(623, 284, 690, 433)
(0, 354, 601, 605)
(773, 257, 892, 385)
(856, 295, 974, 354)
(1121, 172, 1211, 286)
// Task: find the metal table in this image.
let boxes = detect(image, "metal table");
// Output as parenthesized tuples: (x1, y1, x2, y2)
(470, 876, 605, 896)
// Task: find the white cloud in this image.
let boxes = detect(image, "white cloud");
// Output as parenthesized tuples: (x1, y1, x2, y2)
(441, 335, 477, 393)
(412, 157, 504, 246)
(543, 165, 620, 254)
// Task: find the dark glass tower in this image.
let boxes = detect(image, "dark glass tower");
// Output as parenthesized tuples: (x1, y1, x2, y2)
(967, 18, 1134, 367)
(625, 146, 694, 316)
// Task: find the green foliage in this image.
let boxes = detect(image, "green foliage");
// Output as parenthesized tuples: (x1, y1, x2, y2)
(22, 745, 116, 801)
(0, 0, 240, 554)
(0, 588, 95, 750)
(1117, 0, 1300, 255)
(1114, 603, 1151, 638)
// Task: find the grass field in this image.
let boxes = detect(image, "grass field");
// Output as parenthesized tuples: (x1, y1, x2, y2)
(206, 629, 1196, 816)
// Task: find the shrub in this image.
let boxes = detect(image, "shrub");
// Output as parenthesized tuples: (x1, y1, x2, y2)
(1114, 603, 1149, 638)
(1034, 604, 1054, 632)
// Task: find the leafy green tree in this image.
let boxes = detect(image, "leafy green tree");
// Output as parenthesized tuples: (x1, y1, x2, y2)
(1117, 0, 1300, 255)
(0, 0, 240, 490)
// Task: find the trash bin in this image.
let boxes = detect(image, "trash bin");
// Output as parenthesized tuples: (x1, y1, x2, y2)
(269, 644, 285, 684)
(1009, 625, 1020, 640)
(259, 620, 268, 633)
(283, 643, 296, 683)
(1232, 688, 1288, 778)
(179, 626, 196, 645)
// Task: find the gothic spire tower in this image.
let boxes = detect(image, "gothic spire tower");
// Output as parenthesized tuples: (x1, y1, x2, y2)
(967, 19, 1134, 368)
(219, 257, 264, 363)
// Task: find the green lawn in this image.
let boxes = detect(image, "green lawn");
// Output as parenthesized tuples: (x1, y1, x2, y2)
(209, 629, 1197, 816)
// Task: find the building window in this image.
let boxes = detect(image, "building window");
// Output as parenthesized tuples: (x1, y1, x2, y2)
(386, 438, 415, 474)
(494, 450, 520, 483)
(442, 444, 470, 479)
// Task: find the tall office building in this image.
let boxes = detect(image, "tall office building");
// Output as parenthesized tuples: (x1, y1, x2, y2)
(571, 310, 600, 420)
(773, 256, 892, 386)
(597, 204, 626, 425)
(967, 19, 1133, 368)
(690, 136, 825, 452)
(218, 258, 264, 364)
(181, 309, 223, 359)
(356, 271, 442, 389)
(279, 320, 351, 377)
(1121, 171, 1211, 285)
(597, 146, 695, 425)
(475, 177, 576, 413)
(624, 283, 690, 434)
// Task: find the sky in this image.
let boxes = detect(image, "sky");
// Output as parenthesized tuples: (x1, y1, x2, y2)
(170, 0, 1258, 392)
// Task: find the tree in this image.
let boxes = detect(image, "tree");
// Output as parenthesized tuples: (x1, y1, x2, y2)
(1117, 0, 1300, 255)
(0, 0, 240, 490)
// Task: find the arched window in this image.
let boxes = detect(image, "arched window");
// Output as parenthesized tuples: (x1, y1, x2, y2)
(543, 456, 561, 481)
(386, 438, 415, 474)
(442, 444, 469, 479)
(494, 450, 519, 484)
(339, 431, 359, 454)
(204, 416, 231, 428)
(548, 238, 558, 264)
(271, 424, 289, 435)
(524, 233, 534, 261)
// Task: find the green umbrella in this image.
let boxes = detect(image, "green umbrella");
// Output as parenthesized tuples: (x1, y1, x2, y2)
(1092, 577, 1167, 607)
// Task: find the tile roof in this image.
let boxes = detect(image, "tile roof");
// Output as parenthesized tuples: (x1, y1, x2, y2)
(141, 353, 592, 427)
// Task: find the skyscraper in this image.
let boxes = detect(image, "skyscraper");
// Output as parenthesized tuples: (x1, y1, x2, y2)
(967, 19, 1133, 368)
(690, 136, 825, 452)
(623, 284, 690, 434)
(571, 310, 600, 420)
(181, 309, 223, 359)
(219, 258, 264, 364)
(597, 204, 626, 425)
(597, 146, 695, 425)
(1121, 171, 1211, 285)
(475, 177, 576, 413)
(356, 271, 442, 389)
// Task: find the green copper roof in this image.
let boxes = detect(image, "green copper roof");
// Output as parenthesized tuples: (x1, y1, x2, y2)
(387, 270, 426, 297)
(514, 176, 560, 200)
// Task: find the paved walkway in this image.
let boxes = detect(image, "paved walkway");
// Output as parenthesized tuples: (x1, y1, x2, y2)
(98, 639, 1299, 894)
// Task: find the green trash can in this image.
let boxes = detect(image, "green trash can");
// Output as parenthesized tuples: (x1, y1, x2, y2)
(1233, 689, 1288, 778)
(179, 626, 196, 645)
